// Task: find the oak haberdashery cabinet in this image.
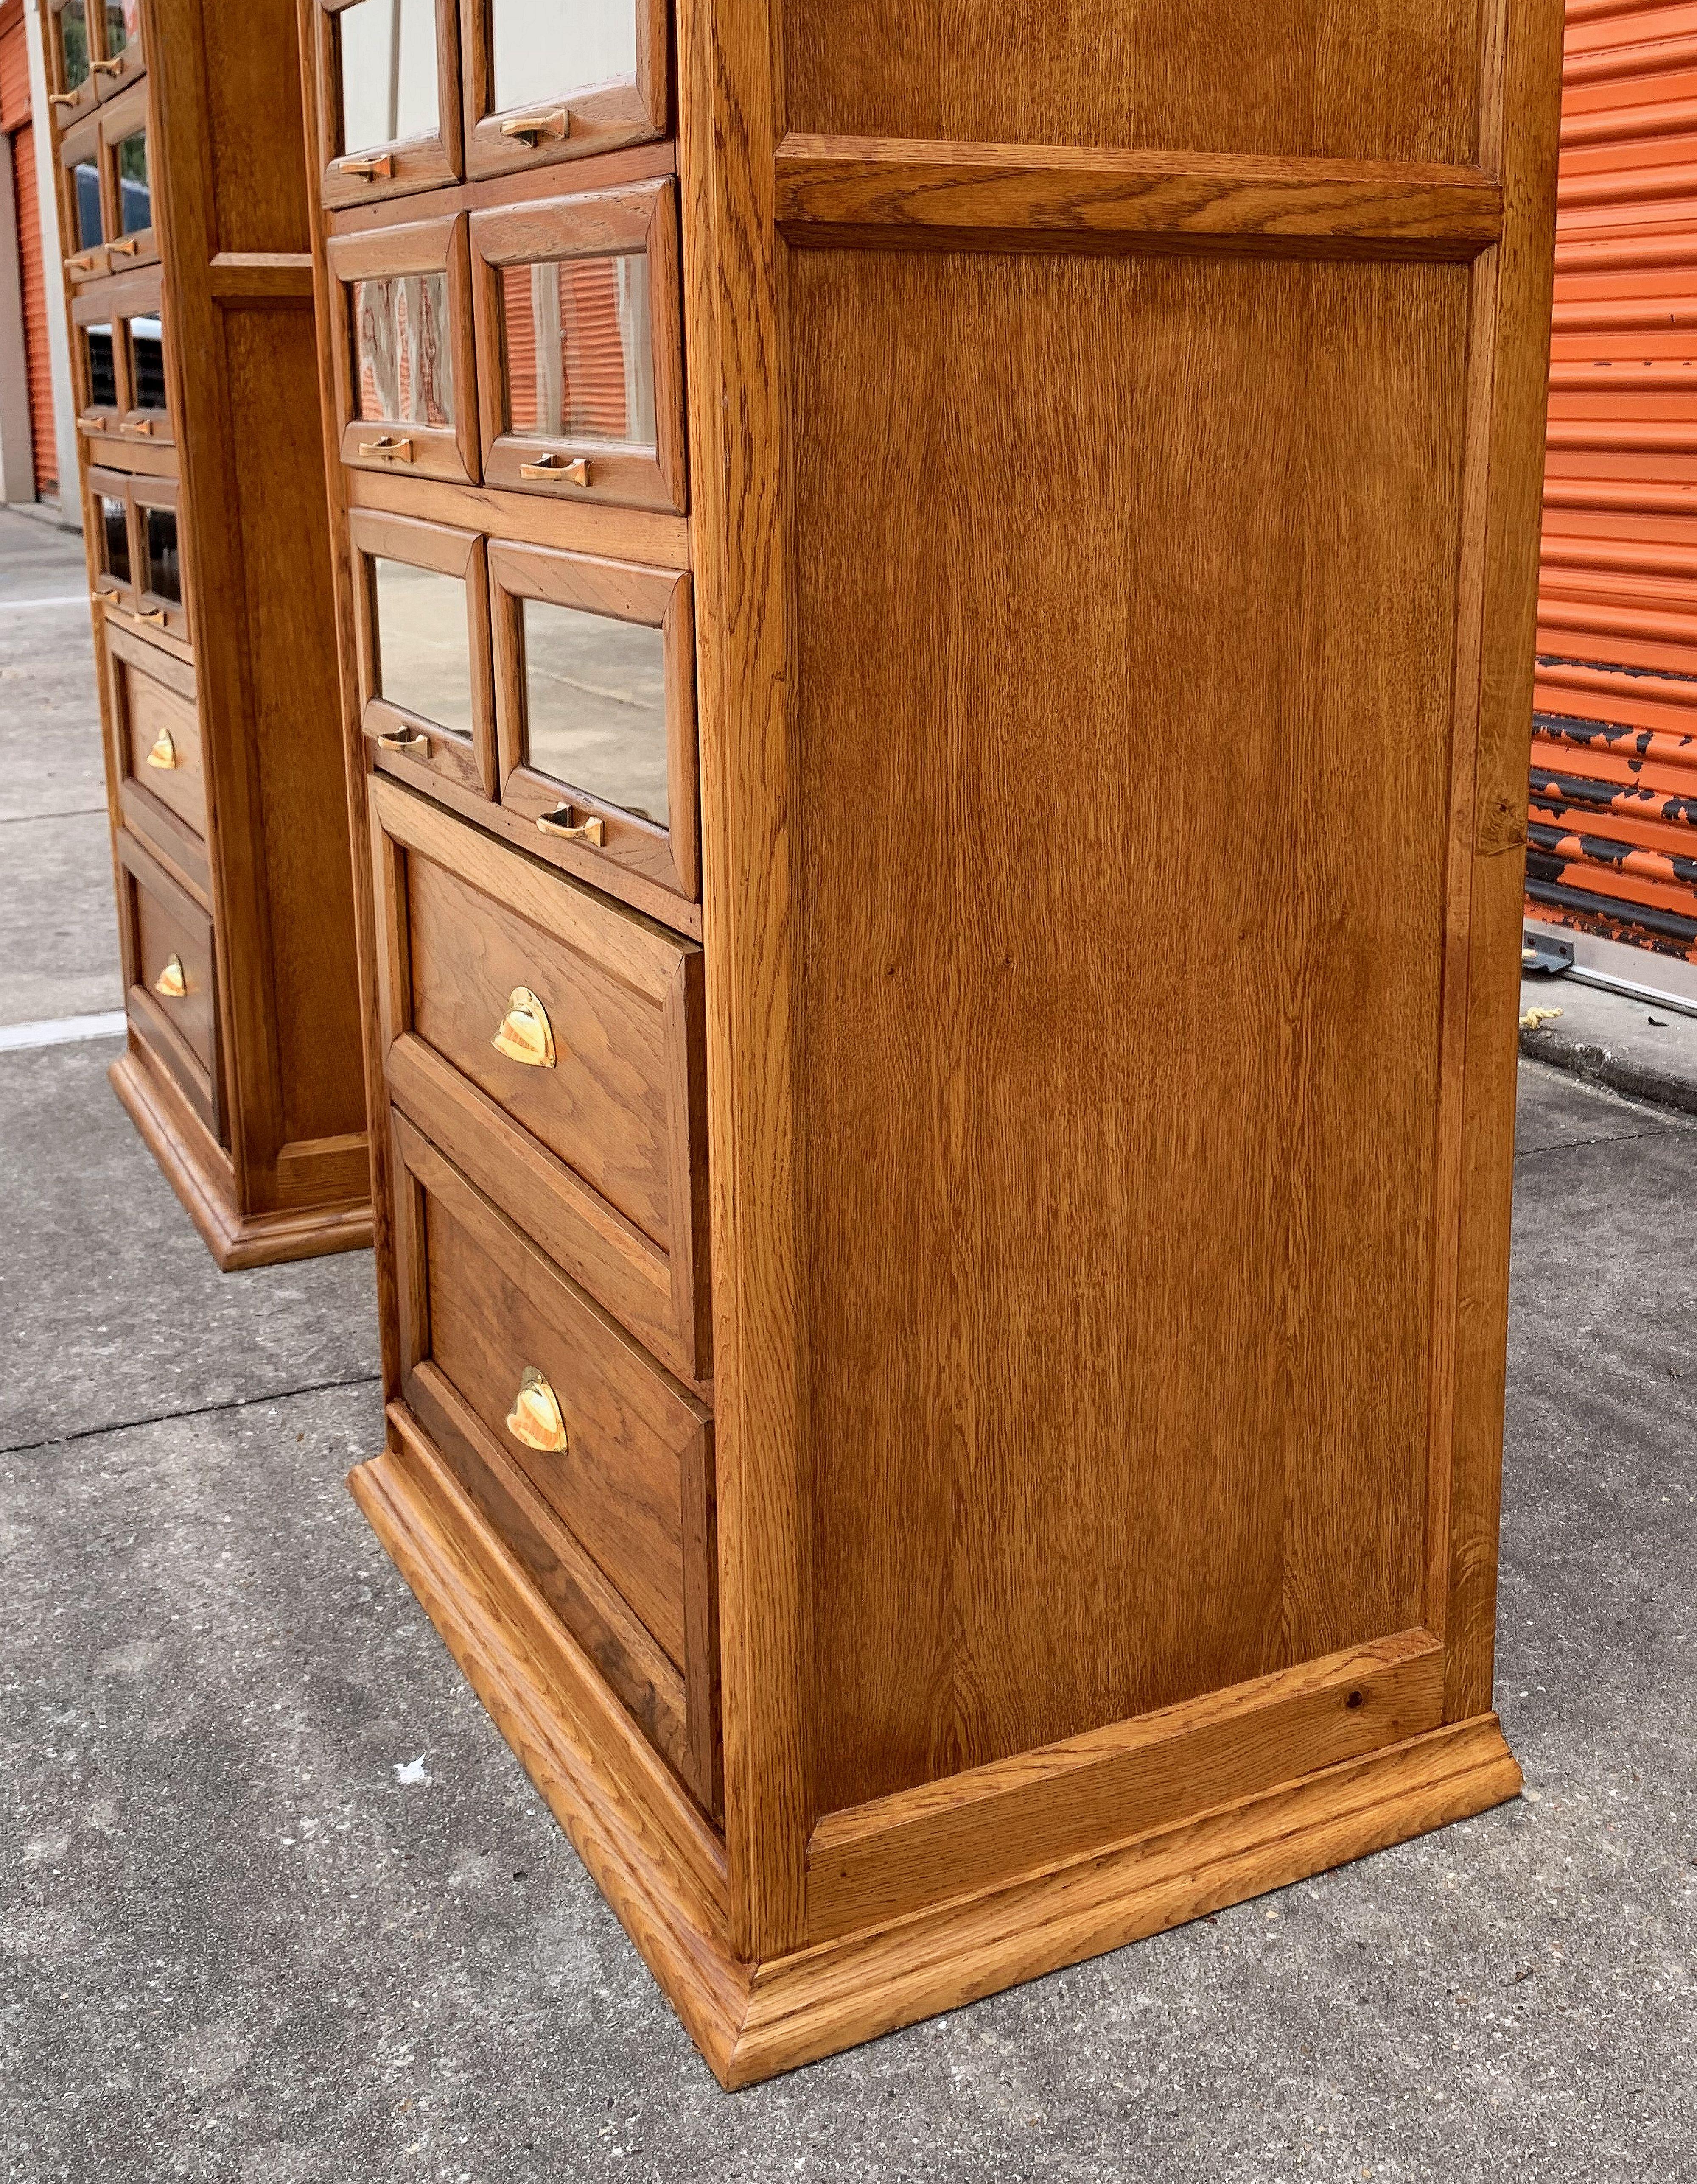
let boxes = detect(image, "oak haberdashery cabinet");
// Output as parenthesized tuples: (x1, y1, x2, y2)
(48, 0, 370, 1265)
(301, 0, 1566, 2085)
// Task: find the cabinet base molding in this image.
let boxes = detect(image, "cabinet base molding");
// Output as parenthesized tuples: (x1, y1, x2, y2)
(112, 1046, 373, 1270)
(350, 1409, 1523, 2091)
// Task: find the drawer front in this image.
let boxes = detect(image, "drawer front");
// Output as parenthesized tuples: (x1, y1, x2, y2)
(115, 829, 221, 1137)
(371, 772, 710, 1384)
(394, 1113, 719, 1812)
(119, 646, 204, 838)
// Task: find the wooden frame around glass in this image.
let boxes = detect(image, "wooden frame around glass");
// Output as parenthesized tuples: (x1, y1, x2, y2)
(70, 288, 127, 439)
(349, 506, 498, 801)
(59, 109, 109, 283)
(115, 271, 173, 450)
(312, 0, 463, 211)
(131, 471, 191, 643)
(328, 213, 479, 485)
(43, 0, 99, 131)
(488, 539, 699, 911)
(92, 0, 146, 103)
(459, 0, 667, 184)
(468, 179, 685, 513)
(98, 79, 158, 273)
(87, 463, 139, 608)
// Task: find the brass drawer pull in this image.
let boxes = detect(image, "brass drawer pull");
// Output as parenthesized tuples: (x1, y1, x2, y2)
(109, 235, 143, 258)
(520, 454, 590, 486)
(491, 987, 556, 1069)
(120, 417, 154, 436)
(537, 806, 605, 847)
(358, 433, 412, 461)
(506, 1367, 567, 1454)
(91, 56, 125, 73)
(49, 91, 82, 109)
(337, 152, 394, 180)
(67, 250, 101, 274)
(377, 727, 429, 754)
(136, 608, 167, 626)
(154, 953, 187, 999)
(145, 729, 178, 770)
(499, 108, 568, 145)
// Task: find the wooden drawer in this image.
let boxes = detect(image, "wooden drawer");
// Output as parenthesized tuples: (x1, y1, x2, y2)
(370, 770, 710, 1385)
(393, 1112, 719, 1814)
(115, 828, 222, 1140)
(108, 622, 205, 850)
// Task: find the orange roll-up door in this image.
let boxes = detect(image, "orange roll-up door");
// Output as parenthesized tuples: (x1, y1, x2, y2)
(2, 0, 56, 501)
(1535, 0, 1697, 967)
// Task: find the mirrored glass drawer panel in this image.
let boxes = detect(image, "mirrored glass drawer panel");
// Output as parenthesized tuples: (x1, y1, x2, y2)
(316, 0, 462, 206)
(97, 490, 132, 588)
(83, 321, 119, 417)
(470, 181, 683, 511)
(350, 508, 497, 802)
(142, 506, 182, 606)
(122, 311, 169, 438)
(131, 479, 190, 639)
(490, 540, 698, 912)
(352, 272, 455, 428)
(59, 0, 91, 89)
(465, 0, 666, 182)
(329, 215, 479, 482)
(116, 128, 149, 232)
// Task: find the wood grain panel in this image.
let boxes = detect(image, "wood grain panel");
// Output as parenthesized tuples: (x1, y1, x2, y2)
(781, 0, 1484, 166)
(790, 246, 1469, 1813)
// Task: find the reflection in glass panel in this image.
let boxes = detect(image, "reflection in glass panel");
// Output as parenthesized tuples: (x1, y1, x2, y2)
(120, 0, 140, 43)
(59, 0, 89, 89)
(99, 495, 129, 585)
(104, 0, 127, 52)
(85, 323, 117, 409)
(352, 273, 453, 427)
(339, 0, 439, 155)
(521, 600, 666, 827)
(501, 254, 654, 450)
(490, 0, 637, 113)
(75, 162, 104, 249)
(126, 315, 165, 411)
(143, 506, 180, 604)
(372, 560, 472, 734)
(118, 129, 149, 233)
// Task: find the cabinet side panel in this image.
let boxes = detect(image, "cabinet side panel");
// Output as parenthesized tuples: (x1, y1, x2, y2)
(783, 0, 1482, 165)
(222, 298, 366, 1149)
(199, 0, 314, 253)
(791, 246, 1468, 1814)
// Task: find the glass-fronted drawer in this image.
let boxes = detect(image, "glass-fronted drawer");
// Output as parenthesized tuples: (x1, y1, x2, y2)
(469, 179, 683, 512)
(314, 0, 462, 207)
(349, 507, 498, 802)
(131, 474, 190, 643)
(461, 0, 667, 183)
(59, 109, 107, 282)
(488, 539, 698, 912)
(98, 81, 155, 272)
(93, 0, 144, 101)
(87, 462, 138, 610)
(327, 213, 479, 484)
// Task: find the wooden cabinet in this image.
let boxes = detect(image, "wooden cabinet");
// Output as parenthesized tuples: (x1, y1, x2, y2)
(53, 0, 371, 1267)
(303, 0, 1566, 2086)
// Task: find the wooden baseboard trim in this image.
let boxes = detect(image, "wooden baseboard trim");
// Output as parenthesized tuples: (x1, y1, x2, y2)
(111, 1046, 375, 1269)
(351, 1409, 1524, 2089)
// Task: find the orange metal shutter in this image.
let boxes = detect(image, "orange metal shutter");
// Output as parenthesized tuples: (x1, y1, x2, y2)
(1535, 0, 1697, 968)
(2, 0, 55, 501)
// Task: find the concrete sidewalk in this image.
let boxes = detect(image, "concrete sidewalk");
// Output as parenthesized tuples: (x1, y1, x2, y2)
(3, 504, 1695, 2180)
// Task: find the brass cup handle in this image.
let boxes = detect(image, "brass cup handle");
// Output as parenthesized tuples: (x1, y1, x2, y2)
(154, 953, 187, 999)
(358, 433, 412, 461)
(145, 729, 178, 770)
(490, 987, 556, 1069)
(337, 152, 395, 180)
(537, 806, 605, 847)
(520, 455, 590, 486)
(499, 107, 568, 145)
(377, 727, 429, 754)
(506, 1367, 567, 1454)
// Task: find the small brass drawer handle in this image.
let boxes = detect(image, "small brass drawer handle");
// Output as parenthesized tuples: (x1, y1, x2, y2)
(109, 235, 143, 258)
(537, 806, 605, 847)
(377, 727, 429, 754)
(491, 986, 556, 1069)
(137, 608, 167, 626)
(506, 1367, 567, 1454)
(499, 108, 568, 145)
(520, 454, 590, 486)
(358, 433, 412, 461)
(154, 953, 187, 999)
(91, 56, 125, 73)
(338, 152, 394, 180)
(145, 729, 178, 770)
(67, 250, 101, 274)
(49, 91, 82, 109)
(120, 416, 154, 436)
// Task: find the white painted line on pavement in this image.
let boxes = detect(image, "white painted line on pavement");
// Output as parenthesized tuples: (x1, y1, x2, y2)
(0, 1011, 127, 1052)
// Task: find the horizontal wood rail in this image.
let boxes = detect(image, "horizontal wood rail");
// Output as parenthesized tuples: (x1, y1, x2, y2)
(208, 252, 316, 302)
(774, 137, 1504, 260)
(804, 1628, 1445, 1941)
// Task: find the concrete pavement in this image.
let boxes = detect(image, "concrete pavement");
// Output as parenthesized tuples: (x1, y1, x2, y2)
(2, 503, 1694, 2179)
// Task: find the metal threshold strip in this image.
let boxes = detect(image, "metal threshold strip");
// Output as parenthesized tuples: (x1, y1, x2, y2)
(1523, 922, 1697, 1019)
